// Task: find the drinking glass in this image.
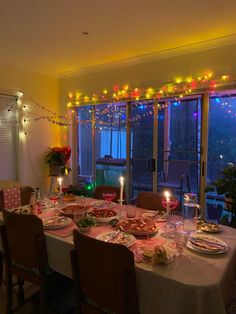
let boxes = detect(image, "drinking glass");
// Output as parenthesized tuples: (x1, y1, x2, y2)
(161, 211, 184, 239)
(102, 192, 116, 203)
(142, 213, 157, 240)
(161, 197, 179, 212)
(48, 193, 60, 216)
(174, 229, 190, 258)
(183, 193, 201, 221)
(126, 205, 136, 218)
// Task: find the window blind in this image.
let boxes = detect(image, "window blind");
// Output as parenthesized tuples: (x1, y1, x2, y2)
(0, 94, 18, 180)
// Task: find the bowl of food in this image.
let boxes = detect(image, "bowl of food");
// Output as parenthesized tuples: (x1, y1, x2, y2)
(77, 217, 96, 233)
(88, 209, 119, 223)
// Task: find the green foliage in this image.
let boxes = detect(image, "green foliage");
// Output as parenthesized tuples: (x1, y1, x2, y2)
(45, 148, 66, 166)
(205, 164, 236, 201)
(77, 217, 96, 227)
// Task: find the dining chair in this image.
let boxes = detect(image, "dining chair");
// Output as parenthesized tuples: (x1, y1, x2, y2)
(0, 185, 33, 287)
(0, 209, 67, 314)
(136, 191, 180, 211)
(94, 184, 125, 203)
(71, 230, 139, 314)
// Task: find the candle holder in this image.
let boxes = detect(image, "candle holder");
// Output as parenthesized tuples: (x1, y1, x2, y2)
(119, 199, 124, 206)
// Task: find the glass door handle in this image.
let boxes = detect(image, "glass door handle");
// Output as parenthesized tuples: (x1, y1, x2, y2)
(148, 159, 156, 172)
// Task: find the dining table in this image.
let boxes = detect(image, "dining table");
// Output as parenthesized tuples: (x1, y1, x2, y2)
(1, 198, 236, 314)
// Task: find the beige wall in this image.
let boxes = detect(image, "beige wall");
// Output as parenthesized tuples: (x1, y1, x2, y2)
(0, 63, 60, 194)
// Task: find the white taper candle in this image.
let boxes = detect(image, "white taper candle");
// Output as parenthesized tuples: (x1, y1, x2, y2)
(119, 176, 124, 205)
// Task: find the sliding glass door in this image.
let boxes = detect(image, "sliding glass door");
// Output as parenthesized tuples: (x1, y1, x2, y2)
(95, 103, 126, 187)
(129, 97, 202, 201)
(130, 101, 154, 197)
(157, 98, 202, 194)
(207, 93, 236, 193)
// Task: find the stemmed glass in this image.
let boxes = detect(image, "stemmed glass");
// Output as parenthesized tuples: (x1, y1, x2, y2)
(102, 192, 116, 205)
(48, 192, 60, 216)
(161, 197, 178, 212)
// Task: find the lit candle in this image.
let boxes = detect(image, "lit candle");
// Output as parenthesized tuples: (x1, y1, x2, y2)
(164, 190, 171, 213)
(119, 176, 124, 205)
(57, 177, 63, 194)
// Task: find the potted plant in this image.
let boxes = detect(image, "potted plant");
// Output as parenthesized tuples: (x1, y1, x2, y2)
(45, 146, 71, 176)
(205, 163, 236, 213)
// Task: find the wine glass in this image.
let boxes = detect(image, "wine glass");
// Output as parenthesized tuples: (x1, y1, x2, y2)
(161, 211, 184, 239)
(161, 197, 179, 212)
(102, 192, 116, 204)
(48, 192, 60, 215)
(174, 229, 190, 258)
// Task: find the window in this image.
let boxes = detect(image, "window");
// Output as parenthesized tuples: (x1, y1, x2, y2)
(208, 94, 236, 186)
(0, 94, 18, 180)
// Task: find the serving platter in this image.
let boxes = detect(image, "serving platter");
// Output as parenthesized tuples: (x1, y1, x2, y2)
(60, 204, 89, 217)
(90, 200, 117, 210)
(196, 220, 221, 233)
(96, 231, 136, 247)
(43, 216, 72, 230)
(88, 208, 119, 223)
(118, 218, 158, 236)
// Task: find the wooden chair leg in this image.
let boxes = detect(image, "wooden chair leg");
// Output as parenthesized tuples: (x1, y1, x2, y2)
(5, 269, 13, 314)
(0, 251, 3, 286)
(17, 278, 25, 306)
(39, 286, 47, 314)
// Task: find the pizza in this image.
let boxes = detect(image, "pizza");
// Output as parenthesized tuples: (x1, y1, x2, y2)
(119, 218, 158, 235)
(60, 204, 88, 216)
(197, 220, 221, 233)
(88, 209, 118, 218)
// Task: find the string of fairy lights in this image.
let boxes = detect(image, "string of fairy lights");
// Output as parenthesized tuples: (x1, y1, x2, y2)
(0, 92, 71, 137)
(1, 72, 236, 134)
(67, 73, 231, 106)
(67, 72, 236, 130)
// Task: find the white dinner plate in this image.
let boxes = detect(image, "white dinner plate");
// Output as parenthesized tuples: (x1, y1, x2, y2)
(43, 216, 72, 230)
(187, 235, 228, 254)
(90, 200, 117, 210)
(96, 231, 136, 247)
(141, 211, 158, 220)
(141, 211, 167, 222)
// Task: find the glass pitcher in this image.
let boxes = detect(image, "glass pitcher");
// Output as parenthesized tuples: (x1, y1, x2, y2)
(183, 193, 201, 220)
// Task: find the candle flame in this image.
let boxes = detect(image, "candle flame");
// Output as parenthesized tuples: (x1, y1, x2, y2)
(57, 177, 63, 184)
(164, 191, 170, 199)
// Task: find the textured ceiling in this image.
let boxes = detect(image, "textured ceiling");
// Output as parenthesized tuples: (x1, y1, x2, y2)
(0, 0, 236, 77)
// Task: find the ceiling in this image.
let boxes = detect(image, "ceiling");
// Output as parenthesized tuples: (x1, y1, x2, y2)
(1, 0, 236, 78)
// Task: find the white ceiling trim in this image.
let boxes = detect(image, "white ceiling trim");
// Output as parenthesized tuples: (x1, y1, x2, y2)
(60, 33, 236, 79)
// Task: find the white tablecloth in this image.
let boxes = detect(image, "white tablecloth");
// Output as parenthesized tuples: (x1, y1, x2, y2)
(1, 207, 236, 314)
